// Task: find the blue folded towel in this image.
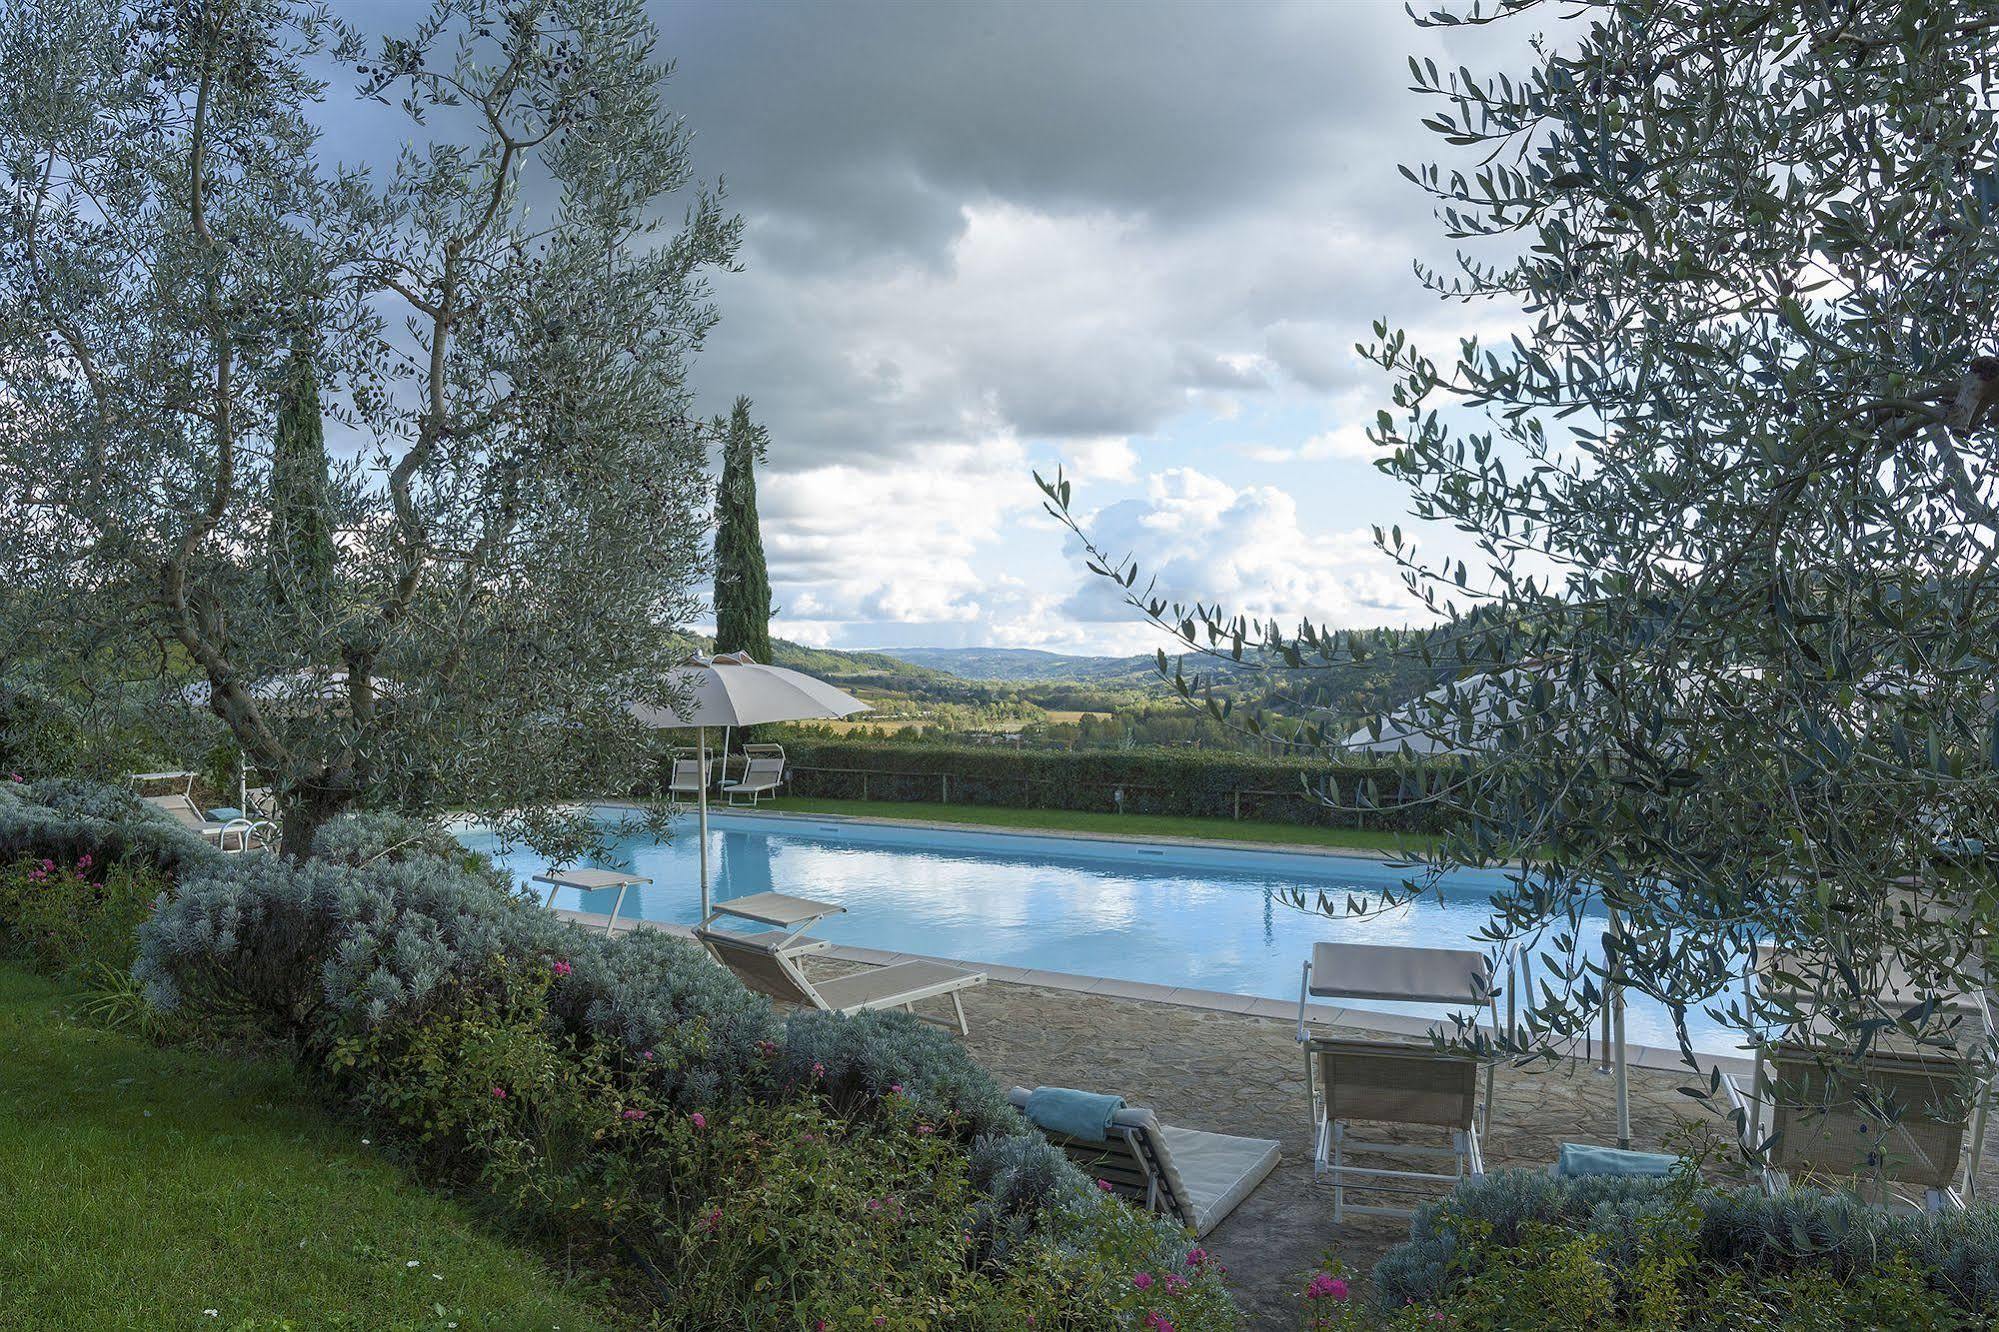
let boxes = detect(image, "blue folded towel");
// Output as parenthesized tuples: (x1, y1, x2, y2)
(1552, 1142, 1680, 1179)
(206, 807, 245, 822)
(1024, 1085, 1125, 1144)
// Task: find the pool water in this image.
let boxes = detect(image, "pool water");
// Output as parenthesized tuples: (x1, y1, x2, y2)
(459, 807, 1739, 1052)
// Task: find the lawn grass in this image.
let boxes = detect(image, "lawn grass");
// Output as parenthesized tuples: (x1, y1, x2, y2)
(0, 964, 617, 1332)
(747, 795, 1434, 855)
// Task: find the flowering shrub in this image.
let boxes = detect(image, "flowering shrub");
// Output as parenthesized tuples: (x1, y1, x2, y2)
(0, 852, 165, 977)
(0, 772, 1235, 1329)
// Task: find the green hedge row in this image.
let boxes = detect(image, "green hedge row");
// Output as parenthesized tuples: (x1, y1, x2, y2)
(770, 741, 1446, 832)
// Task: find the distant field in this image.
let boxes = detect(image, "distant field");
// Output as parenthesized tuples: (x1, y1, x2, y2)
(795, 716, 927, 736)
(1041, 710, 1107, 723)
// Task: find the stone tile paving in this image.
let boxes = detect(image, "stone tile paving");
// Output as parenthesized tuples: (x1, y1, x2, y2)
(790, 961, 1999, 1332)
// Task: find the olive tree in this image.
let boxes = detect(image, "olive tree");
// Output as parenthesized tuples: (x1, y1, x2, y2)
(1045, 1, 1999, 1121)
(0, 0, 737, 854)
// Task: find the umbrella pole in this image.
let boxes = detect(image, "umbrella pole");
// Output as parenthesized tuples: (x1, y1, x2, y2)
(697, 727, 710, 919)
(1610, 908, 1631, 1148)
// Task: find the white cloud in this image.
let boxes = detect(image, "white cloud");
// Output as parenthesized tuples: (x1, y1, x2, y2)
(1062, 468, 1420, 632)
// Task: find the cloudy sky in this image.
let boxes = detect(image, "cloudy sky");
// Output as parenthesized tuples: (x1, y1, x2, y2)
(343, 1, 1527, 656)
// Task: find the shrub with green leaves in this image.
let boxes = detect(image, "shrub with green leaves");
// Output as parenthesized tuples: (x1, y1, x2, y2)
(0, 852, 165, 977)
(1375, 1168, 1999, 1322)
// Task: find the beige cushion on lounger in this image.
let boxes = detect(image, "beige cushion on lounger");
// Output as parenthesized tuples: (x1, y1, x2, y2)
(1158, 1124, 1282, 1237)
(1006, 1087, 1278, 1237)
(815, 959, 979, 1012)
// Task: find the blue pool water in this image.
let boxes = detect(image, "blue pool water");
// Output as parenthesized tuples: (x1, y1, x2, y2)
(459, 808, 1737, 1052)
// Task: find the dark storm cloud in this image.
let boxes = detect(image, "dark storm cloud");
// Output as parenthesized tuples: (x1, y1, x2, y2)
(653, 0, 1422, 268)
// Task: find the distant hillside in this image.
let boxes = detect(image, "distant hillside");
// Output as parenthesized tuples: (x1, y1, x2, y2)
(869, 646, 1157, 684)
(768, 640, 962, 691)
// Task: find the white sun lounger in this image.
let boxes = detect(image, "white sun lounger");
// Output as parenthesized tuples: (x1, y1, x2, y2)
(533, 867, 651, 936)
(1006, 1086, 1281, 1238)
(1728, 945, 1995, 1213)
(696, 922, 984, 1035)
(1297, 940, 1498, 1220)
(721, 744, 787, 806)
(142, 792, 272, 853)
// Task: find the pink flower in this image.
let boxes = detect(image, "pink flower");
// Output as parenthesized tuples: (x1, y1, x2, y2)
(490, 1086, 507, 1099)
(1132, 1272, 1154, 1291)
(1184, 1248, 1209, 1268)
(690, 1112, 706, 1130)
(1305, 1273, 1349, 1302)
(916, 1124, 933, 1135)
(77, 854, 92, 870)
(702, 1207, 722, 1231)
(889, 1083, 903, 1094)
(7, 772, 19, 782)
(866, 1198, 882, 1212)
(811, 1061, 825, 1078)
(39, 859, 53, 872)
(552, 960, 572, 976)
(1096, 1178, 1115, 1192)
(621, 1108, 646, 1121)
(641, 1049, 655, 1061)
(1144, 1315, 1175, 1332)
(1164, 1274, 1189, 1294)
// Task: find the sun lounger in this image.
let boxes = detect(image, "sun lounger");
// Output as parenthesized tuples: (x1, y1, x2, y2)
(142, 792, 271, 853)
(721, 744, 786, 806)
(1723, 1015, 1985, 1212)
(1297, 941, 1497, 1219)
(665, 751, 715, 806)
(696, 926, 984, 1035)
(1006, 1086, 1280, 1238)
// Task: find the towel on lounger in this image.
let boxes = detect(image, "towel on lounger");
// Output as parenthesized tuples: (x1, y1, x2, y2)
(1024, 1085, 1125, 1144)
(1551, 1142, 1680, 1179)
(206, 807, 245, 822)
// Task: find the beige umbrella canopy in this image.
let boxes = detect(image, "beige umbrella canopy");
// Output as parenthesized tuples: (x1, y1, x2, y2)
(628, 652, 870, 914)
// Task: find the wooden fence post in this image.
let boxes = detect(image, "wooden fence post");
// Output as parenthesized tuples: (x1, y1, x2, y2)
(941, 773, 949, 803)
(1232, 789, 1241, 821)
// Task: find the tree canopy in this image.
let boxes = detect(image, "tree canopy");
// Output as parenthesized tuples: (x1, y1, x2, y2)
(1044, 0, 1999, 1114)
(0, 0, 739, 853)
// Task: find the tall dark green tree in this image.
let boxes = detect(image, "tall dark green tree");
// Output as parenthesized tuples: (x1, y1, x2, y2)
(267, 341, 336, 618)
(712, 396, 773, 664)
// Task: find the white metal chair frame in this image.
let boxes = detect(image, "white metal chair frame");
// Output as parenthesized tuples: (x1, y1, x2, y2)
(1296, 946, 1500, 1221)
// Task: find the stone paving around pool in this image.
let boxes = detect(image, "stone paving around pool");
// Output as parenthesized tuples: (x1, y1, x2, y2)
(556, 909, 1999, 1332)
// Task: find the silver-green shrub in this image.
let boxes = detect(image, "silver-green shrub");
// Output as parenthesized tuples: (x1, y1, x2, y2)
(1374, 1167, 1999, 1315)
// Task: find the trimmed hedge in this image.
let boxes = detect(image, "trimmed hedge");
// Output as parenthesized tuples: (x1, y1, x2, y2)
(770, 741, 1446, 831)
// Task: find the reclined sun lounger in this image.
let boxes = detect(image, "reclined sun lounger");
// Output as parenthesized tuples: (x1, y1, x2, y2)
(721, 744, 786, 806)
(1297, 940, 1498, 1220)
(1007, 1085, 1280, 1238)
(696, 922, 985, 1036)
(143, 792, 272, 853)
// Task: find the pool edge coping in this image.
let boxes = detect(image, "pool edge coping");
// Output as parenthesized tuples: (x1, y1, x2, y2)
(552, 906, 1752, 1080)
(583, 797, 1434, 866)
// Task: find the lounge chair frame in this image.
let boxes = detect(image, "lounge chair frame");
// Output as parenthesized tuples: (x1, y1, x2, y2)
(1004, 1086, 1280, 1238)
(142, 792, 274, 854)
(696, 926, 983, 1036)
(1296, 943, 1497, 1220)
(722, 744, 786, 807)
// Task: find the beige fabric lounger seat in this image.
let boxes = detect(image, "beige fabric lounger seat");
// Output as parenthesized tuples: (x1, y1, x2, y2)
(143, 793, 270, 853)
(1297, 941, 1497, 1220)
(721, 744, 787, 806)
(1006, 1086, 1280, 1237)
(697, 926, 985, 1036)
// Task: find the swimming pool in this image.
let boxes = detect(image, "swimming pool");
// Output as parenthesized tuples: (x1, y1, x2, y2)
(459, 807, 1737, 1053)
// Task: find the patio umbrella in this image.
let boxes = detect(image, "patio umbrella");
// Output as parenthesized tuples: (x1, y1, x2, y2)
(627, 652, 870, 915)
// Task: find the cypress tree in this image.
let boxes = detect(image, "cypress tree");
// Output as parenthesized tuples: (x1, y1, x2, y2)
(267, 341, 336, 617)
(712, 396, 773, 663)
